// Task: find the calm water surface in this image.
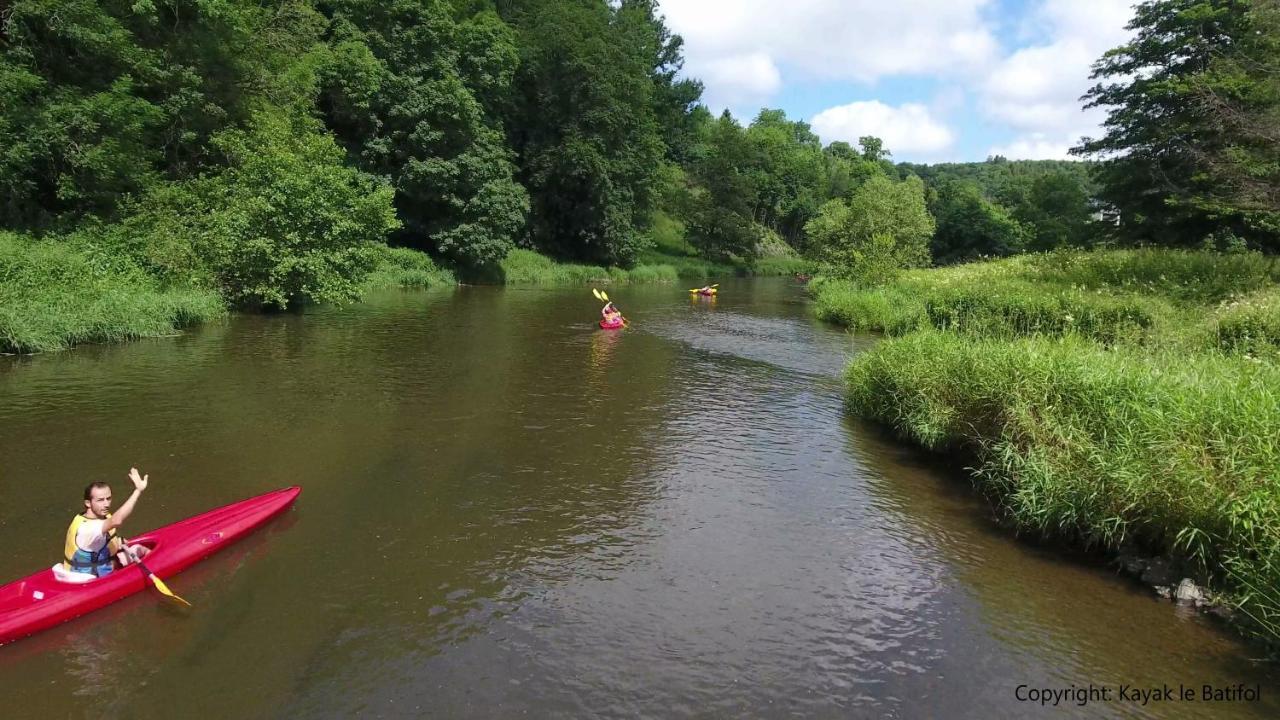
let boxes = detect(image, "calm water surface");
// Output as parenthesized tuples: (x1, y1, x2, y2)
(1, 279, 1275, 718)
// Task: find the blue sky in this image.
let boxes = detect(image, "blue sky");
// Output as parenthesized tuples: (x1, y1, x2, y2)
(657, 0, 1138, 163)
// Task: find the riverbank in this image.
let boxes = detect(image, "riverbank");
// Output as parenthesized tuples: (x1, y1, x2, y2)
(496, 248, 813, 285)
(814, 248, 1280, 651)
(1, 232, 226, 354)
(2, 232, 812, 353)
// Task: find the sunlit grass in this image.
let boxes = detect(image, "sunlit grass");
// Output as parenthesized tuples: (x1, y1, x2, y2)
(821, 248, 1280, 651)
(1, 232, 225, 354)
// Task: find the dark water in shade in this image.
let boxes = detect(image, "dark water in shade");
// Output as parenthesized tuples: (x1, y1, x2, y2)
(1, 278, 1276, 719)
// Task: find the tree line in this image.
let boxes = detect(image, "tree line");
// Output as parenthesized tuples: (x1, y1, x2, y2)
(2, 0, 1276, 308)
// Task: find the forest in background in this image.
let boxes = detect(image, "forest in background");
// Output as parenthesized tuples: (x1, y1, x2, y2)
(1, 0, 1277, 344)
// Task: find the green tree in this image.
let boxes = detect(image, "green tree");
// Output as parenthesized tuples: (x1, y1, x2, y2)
(1016, 172, 1095, 250)
(117, 113, 399, 309)
(319, 0, 528, 268)
(500, 0, 666, 266)
(929, 178, 1031, 264)
(686, 111, 758, 261)
(1189, 0, 1280, 247)
(1073, 0, 1272, 247)
(743, 109, 825, 246)
(0, 0, 326, 228)
(822, 140, 888, 202)
(805, 174, 933, 281)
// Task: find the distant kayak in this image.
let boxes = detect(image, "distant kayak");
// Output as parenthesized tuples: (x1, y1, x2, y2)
(690, 289, 717, 296)
(599, 318, 625, 329)
(0, 486, 300, 645)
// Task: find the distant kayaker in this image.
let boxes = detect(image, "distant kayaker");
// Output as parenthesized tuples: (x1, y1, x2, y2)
(697, 285, 713, 294)
(601, 301, 621, 323)
(64, 468, 152, 577)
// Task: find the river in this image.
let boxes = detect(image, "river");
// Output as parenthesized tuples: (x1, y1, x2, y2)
(1, 278, 1275, 718)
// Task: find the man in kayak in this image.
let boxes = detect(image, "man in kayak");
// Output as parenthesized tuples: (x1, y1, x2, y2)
(64, 467, 152, 577)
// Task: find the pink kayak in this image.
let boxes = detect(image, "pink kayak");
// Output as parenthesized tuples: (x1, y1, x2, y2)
(0, 486, 300, 645)
(599, 318, 624, 329)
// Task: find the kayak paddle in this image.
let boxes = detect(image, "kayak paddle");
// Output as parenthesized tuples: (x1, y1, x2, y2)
(123, 540, 191, 607)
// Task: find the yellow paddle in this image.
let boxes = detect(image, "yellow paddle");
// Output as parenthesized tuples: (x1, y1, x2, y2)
(122, 539, 191, 607)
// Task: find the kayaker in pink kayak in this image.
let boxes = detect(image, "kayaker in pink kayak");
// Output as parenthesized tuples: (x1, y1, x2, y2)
(601, 301, 622, 325)
(64, 467, 152, 577)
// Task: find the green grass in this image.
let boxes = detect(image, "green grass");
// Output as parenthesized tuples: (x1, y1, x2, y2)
(499, 248, 680, 285)
(1, 232, 226, 354)
(812, 249, 1280, 351)
(846, 332, 1280, 648)
(819, 248, 1280, 651)
(361, 244, 456, 292)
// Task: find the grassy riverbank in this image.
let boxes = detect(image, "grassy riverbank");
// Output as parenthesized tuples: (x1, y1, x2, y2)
(1, 232, 226, 354)
(815, 249, 1280, 649)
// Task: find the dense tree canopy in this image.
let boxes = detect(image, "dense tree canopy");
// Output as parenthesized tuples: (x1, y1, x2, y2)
(1075, 0, 1280, 251)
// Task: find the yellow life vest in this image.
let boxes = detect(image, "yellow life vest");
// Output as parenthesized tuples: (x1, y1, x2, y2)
(64, 514, 118, 576)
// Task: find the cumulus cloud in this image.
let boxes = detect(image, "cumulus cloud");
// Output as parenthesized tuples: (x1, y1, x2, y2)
(696, 52, 782, 108)
(658, 0, 997, 111)
(811, 101, 955, 155)
(979, 0, 1135, 158)
(987, 134, 1075, 160)
(654, 0, 1137, 160)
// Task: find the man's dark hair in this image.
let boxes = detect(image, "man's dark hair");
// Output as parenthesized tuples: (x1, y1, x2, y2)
(83, 481, 110, 501)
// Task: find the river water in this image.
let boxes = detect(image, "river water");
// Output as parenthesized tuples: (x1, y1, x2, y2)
(1, 278, 1275, 718)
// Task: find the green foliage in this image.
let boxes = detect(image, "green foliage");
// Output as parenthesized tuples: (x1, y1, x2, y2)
(1189, 0, 1280, 246)
(823, 140, 892, 203)
(502, 0, 667, 266)
(743, 109, 826, 245)
(812, 248, 1280, 345)
(1075, 0, 1279, 250)
(805, 174, 933, 282)
(0, 0, 327, 228)
(0, 231, 225, 353)
(362, 244, 457, 291)
(319, 0, 528, 268)
(119, 113, 400, 309)
(498, 248, 677, 285)
(686, 112, 760, 261)
(1013, 172, 1096, 250)
(929, 178, 1031, 264)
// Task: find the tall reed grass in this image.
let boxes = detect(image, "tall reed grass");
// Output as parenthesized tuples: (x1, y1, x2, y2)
(1, 233, 225, 353)
(822, 248, 1280, 650)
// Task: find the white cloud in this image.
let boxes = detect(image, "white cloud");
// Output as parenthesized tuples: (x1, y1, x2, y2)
(696, 52, 782, 108)
(653, 0, 1137, 160)
(811, 101, 955, 155)
(987, 134, 1074, 160)
(979, 0, 1135, 158)
(658, 0, 998, 111)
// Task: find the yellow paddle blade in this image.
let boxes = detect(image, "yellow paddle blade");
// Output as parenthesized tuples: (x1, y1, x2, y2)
(148, 573, 192, 607)
(591, 288, 602, 300)
(600, 291, 609, 301)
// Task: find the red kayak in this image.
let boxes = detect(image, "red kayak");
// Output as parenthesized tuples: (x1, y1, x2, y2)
(599, 318, 624, 329)
(0, 486, 300, 646)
